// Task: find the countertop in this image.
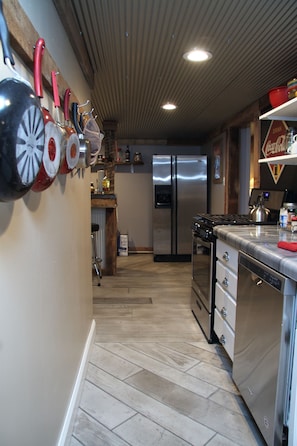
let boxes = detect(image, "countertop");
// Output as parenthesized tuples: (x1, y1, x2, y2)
(214, 225, 297, 281)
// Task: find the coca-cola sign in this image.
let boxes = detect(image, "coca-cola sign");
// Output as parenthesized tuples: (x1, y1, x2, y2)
(261, 120, 288, 184)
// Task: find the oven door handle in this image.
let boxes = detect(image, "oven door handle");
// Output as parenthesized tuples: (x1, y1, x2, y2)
(193, 234, 212, 249)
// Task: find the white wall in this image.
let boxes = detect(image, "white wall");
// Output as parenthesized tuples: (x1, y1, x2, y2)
(0, 2, 93, 445)
(112, 145, 204, 251)
(115, 173, 153, 250)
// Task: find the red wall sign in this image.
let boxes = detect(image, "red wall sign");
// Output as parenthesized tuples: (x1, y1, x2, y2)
(261, 120, 288, 184)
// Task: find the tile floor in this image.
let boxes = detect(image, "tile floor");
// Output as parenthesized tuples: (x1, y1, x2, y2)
(69, 254, 265, 446)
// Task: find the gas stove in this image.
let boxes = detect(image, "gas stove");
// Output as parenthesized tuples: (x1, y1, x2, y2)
(192, 214, 253, 241)
(192, 212, 278, 242)
(193, 213, 254, 227)
(192, 189, 286, 233)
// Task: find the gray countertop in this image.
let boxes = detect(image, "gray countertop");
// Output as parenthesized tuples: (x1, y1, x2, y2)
(214, 225, 297, 281)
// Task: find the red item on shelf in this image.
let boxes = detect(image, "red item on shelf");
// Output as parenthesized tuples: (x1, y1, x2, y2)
(268, 86, 288, 108)
(277, 241, 297, 252)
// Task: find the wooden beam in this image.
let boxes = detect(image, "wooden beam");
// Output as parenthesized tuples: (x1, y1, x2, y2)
(2, 0, 81, 105)
(52, 0, 94, 88)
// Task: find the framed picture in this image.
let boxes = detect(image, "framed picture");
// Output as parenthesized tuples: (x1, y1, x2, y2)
(212, 133, 225, 183)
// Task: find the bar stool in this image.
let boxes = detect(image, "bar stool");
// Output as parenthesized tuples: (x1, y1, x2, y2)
(91, 223, 102, 286)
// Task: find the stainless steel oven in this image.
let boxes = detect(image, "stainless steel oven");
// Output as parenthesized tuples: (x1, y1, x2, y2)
(191, 218, 216, 343)
(191, 214, 257, 343)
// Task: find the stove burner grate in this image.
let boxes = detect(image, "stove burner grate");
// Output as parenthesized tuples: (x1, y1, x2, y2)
(193, 213, 253, 227)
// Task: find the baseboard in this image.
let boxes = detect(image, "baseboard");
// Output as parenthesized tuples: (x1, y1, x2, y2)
(57, 319, 96, 446)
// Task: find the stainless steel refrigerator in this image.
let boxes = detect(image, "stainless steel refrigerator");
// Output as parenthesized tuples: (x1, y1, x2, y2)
(152, 154, 208, 261)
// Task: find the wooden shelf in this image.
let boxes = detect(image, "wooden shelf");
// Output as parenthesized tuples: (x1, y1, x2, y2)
(259, 97, 297, 121)
(259, 98, 297, 165)
(115, 162, 144, 165)
(258, 154, 297, 165)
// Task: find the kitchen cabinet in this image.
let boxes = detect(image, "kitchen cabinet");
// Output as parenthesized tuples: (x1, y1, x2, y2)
(214, 239, 238, 361)
(213, 225, 297, 446)
(259, 97, 297, 165)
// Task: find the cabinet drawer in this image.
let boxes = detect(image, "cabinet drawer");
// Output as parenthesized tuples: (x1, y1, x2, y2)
(216, 239, 238, 273)
(216, 260, 238, 299)
(214, 308, 235, 361)
(215, 282, 236, 330)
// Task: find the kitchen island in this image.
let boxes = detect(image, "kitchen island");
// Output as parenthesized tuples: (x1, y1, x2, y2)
(214, 224, 297, 446)
(91, 194, 117, 275)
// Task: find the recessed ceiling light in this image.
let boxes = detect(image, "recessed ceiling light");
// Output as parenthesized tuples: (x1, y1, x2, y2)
(161, 103, 177, 110)
(183, 49, 212, 62)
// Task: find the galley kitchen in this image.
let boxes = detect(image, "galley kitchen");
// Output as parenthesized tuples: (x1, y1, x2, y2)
(2, 1, 297, 446)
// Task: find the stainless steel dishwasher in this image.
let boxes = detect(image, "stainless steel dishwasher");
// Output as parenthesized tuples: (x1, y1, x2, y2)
(233, 251, 296, 446)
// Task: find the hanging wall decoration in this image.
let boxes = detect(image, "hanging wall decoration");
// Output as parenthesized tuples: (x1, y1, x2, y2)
(212, 133, 225, 184)
(261, 120, 287, 184)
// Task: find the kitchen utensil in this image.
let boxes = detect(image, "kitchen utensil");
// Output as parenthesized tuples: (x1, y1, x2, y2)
(249, 193, 270, 222)
(287, 134, 297, 154)
(51, 78, 80, 174)
(268, 86, 288, 108)
(31, 38, 61, 192)
(51, 70, 67, 170)
(71, 102, 91, 168)
(0, 0, 45, 201)
(83, 112, 104, 166)
(59, 89, 80, 173)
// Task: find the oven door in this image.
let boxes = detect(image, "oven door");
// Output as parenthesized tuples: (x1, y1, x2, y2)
(191, 231, 216, 342)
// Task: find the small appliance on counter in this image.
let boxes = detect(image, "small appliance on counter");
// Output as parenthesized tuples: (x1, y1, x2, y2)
(249, 193, 270, 222)
(248, 188, 288, 223)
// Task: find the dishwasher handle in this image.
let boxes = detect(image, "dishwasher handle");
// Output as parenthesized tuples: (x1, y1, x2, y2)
(239, 251, 295, 295)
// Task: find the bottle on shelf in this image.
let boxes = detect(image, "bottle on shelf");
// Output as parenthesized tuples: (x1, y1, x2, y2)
(102, 171, 110, 193)
(279, 207, 288, 228)
(125, 146, 130, 163)
(116, 147, 123, 162)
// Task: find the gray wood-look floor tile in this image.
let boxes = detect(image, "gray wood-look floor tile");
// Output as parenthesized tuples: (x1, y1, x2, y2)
(206, 434, 242, 446)
(79, 380, 136, 430)
(124, 368, 262, 446)
(187, 362, 238, 394)
(89, 344, 143, 380)
(113, 413, 192, 445)
(86, 362, 216, 445)
(124, 342, 200, 371)
(96, 342, 218, 398)
(159, 342, 232, 373)
(72, 409, 130, 446)
(70, 254, 265, 446)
